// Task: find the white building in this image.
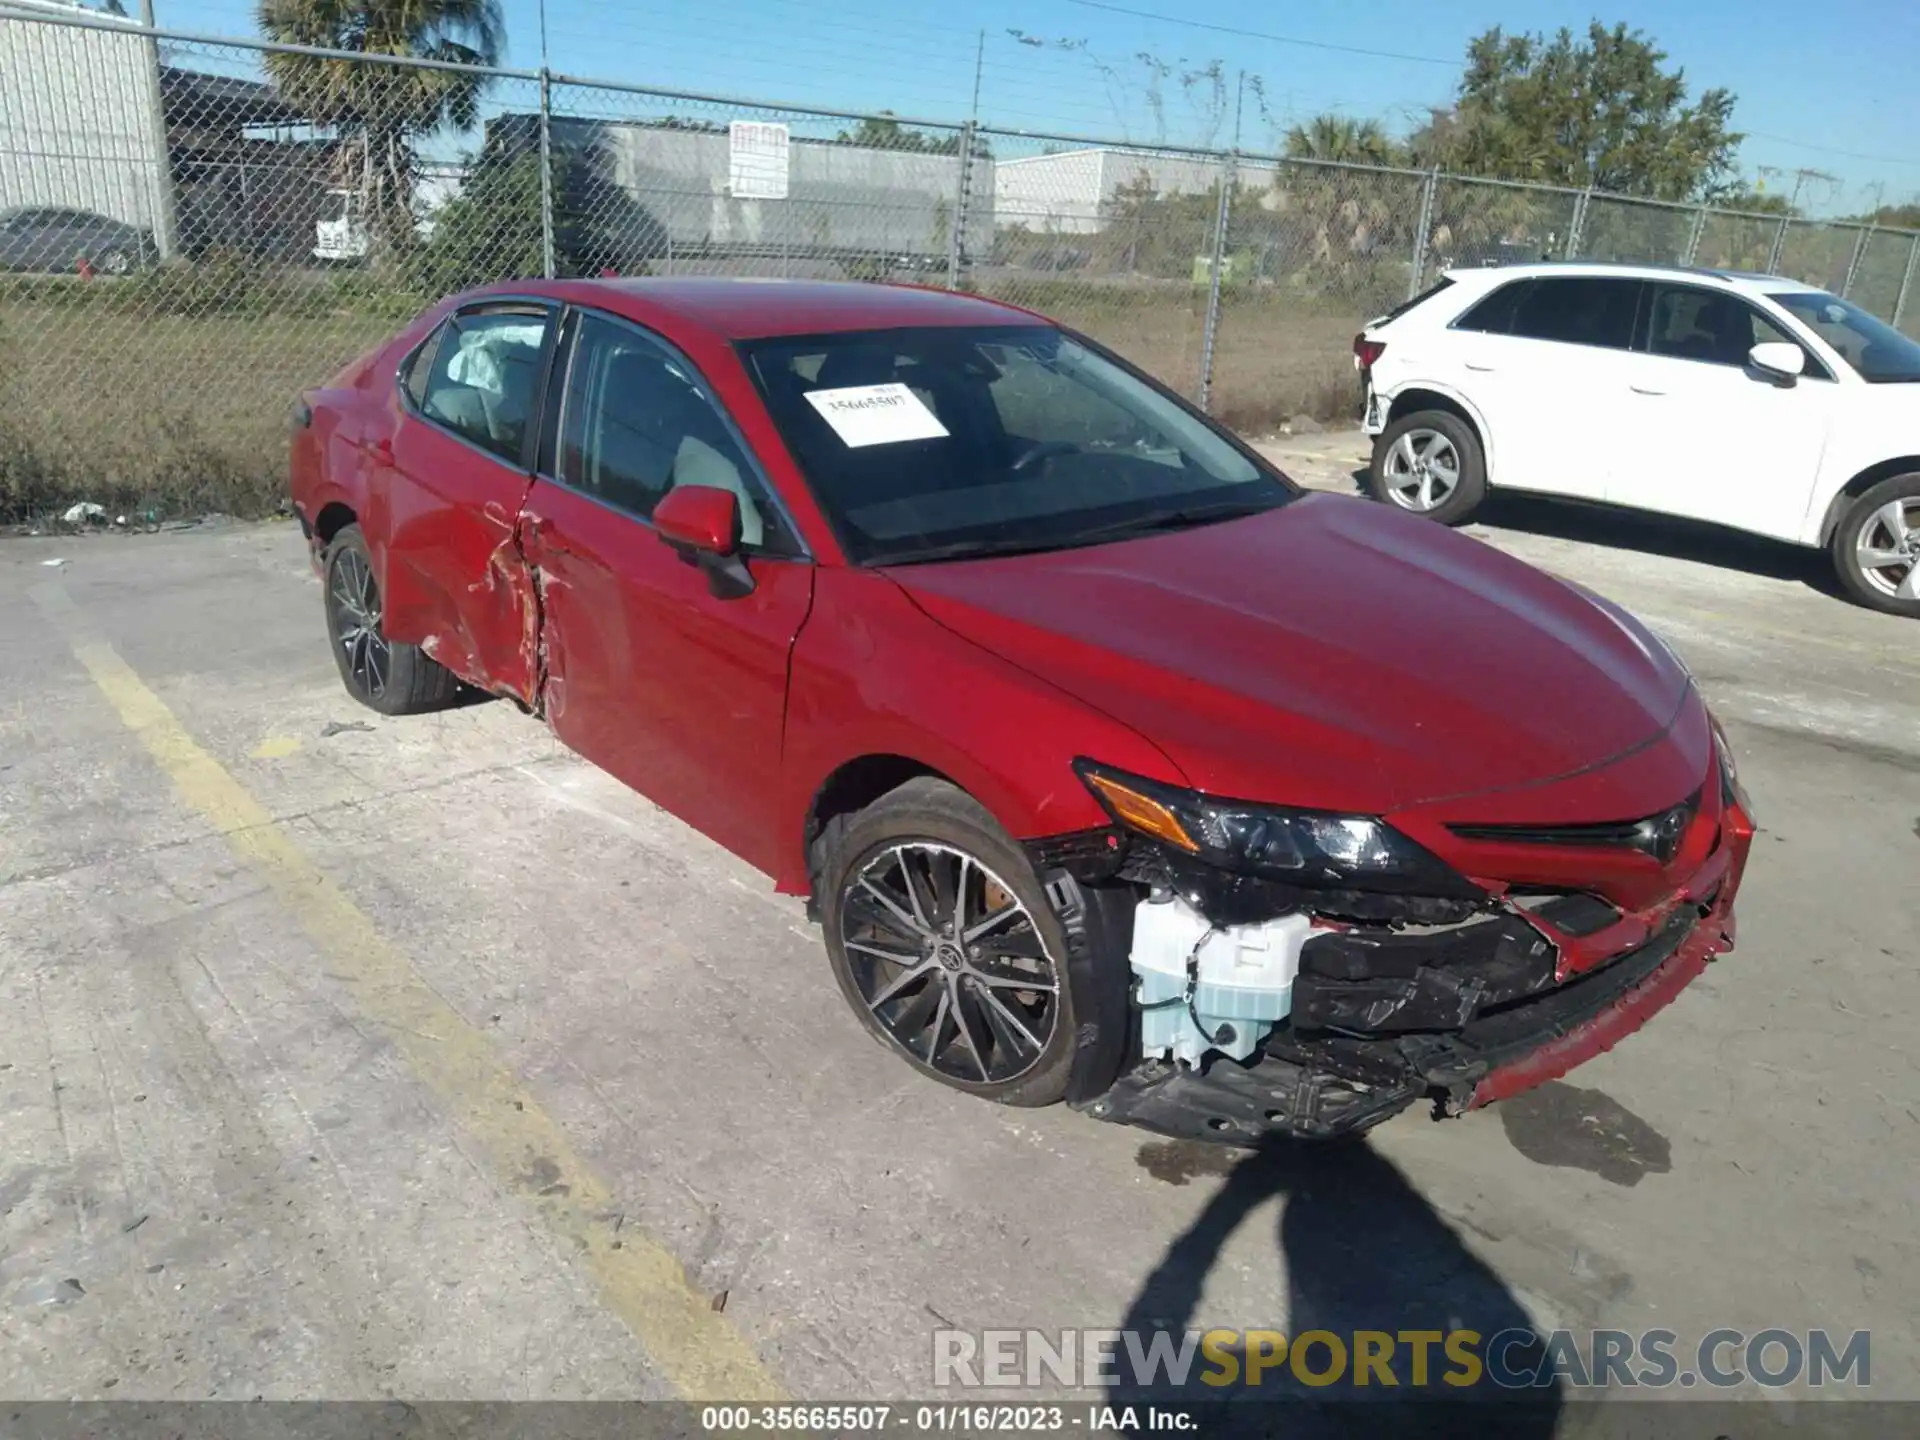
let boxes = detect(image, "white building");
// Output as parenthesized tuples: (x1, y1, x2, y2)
(0, 0, 170, 243)
(993, 145, 1279, 235)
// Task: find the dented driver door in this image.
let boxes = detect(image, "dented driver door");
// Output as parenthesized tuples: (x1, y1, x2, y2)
(518, 309, 815, 877)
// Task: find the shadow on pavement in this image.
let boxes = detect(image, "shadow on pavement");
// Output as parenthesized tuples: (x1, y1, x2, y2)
(1115, 1137, 1563, 1438)
(1478, 493, 1838, 595)
(1339, 464, 1842, 598)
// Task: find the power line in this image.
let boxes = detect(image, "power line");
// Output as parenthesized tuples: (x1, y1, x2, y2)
(1059, 0, 1458, 67)
(1744, 131, 1920, 172)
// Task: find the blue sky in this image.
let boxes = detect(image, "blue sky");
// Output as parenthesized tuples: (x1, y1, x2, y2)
(147, 0, 1918, 213)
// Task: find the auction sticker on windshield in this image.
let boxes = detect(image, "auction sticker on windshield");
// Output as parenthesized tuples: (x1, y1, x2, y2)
(805, 384, 950, 447)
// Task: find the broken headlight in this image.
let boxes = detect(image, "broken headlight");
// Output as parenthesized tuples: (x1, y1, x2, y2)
(1074, 760, 1480, 897)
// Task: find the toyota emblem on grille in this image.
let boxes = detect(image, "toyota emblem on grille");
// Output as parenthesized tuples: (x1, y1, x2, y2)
(1632, 799, 1695, 864)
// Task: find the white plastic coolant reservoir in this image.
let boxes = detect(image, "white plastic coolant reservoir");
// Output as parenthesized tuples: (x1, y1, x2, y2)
(1130, 893, 1311, 1067)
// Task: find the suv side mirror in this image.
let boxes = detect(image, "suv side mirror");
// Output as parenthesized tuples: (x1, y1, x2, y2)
(653, 484, 754, 599)
(1747, 341, 1805, 386)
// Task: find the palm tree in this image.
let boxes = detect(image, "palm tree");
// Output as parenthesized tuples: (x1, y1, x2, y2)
(258, 0, 505, 261)
(1283, 115, 1396, 167)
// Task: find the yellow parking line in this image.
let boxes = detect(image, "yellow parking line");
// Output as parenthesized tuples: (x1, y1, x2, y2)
(31, 582, 786, 1403)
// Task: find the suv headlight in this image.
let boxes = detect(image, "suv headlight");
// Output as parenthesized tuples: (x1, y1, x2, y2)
(1075, 760, 1481, 897)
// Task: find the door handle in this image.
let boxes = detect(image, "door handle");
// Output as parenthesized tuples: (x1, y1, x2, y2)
(368, 436, 395, 464)
(1629, 384, 1666, 396)
(1464, 362, 1496, 372)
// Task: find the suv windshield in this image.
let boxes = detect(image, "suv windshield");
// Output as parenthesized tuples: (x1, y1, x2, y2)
(741, 324, 1292, 565)
(1771, 291, 1920, 383)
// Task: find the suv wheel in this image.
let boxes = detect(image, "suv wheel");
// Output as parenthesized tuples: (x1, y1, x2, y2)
(816, 778, 1077, 1107)
(1832, 475, 1920, 617)
(1368, 409, 1487, 526)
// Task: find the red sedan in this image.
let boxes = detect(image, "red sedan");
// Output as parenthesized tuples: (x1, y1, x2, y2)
(290, 278, 1753, 1143)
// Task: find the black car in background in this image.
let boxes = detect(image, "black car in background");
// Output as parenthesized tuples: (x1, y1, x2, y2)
(0, 207, 157, 274)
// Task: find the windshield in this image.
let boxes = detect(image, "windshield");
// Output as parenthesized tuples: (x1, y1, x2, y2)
(740, 324, 1292, 565)
(1770, 291, 1920, 383)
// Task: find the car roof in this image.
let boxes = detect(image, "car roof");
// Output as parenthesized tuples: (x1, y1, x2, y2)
(464, 277, 1051, 341)
(1442, 259, 1830, 297)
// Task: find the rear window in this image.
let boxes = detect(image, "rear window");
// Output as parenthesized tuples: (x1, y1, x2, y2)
(1376, 276, 1455, 326)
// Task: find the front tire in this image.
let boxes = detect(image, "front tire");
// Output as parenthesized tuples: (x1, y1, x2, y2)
(1368, 409, 1487, 525)
(323, 523, 461, 714)
(817, 778, 1077, 1107)
(1831, 475, 1920, 617)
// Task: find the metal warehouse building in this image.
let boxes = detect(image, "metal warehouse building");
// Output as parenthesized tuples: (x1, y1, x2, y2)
(993, 145, 1280, 235)
(0, 0, 169, 242)
(489, 113, 995, 264)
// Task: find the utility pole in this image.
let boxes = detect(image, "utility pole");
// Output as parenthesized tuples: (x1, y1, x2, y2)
(137, 0, 178, 259)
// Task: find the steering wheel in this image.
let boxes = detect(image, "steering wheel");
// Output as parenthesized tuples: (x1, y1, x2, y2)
(1009, 440, 1080, 474)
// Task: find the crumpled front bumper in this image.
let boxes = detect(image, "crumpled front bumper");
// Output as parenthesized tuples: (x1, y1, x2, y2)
(1071, 791, 1754, 1145)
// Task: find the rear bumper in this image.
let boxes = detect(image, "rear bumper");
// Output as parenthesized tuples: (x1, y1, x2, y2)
(1360, 382, 1387, 435)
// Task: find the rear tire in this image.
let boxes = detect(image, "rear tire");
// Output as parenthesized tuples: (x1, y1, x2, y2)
(1831, 475, 1920, 618)
(1368, 409, 1487, 526)
(322, 523, 461, 714)
(817, 778, 1077, 1107)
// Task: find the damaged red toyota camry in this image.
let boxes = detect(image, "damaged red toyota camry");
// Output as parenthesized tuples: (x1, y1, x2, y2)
(290, 278, 1754, 1143)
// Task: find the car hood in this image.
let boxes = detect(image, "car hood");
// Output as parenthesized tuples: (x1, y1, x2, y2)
(882, 493, 1691, 814)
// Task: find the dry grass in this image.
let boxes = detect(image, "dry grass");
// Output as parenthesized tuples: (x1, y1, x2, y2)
(973, 279, 1364, 432)
(0, 297, 394, 524)
(1, 279, 1366, 524)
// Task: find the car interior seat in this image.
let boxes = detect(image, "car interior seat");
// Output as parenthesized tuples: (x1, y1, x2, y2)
(645, 364, 766, 548)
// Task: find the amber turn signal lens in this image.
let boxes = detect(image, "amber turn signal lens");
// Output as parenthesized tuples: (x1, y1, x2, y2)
(1084, 772, 1199, 853)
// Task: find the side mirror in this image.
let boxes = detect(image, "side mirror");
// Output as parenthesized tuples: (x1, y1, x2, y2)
(653, 484, 740, 556)
(1747, 342, 1805, 386)
(652, 484, 754, 599)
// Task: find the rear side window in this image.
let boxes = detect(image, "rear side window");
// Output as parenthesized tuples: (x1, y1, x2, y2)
(416, 308, 551, 464)
(400, 329, 439, 409)
(1453, 279, 1531, 334)
(1508, 277, 1641, 350)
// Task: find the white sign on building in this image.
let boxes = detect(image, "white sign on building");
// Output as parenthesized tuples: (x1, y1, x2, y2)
(728, 121, 790, 200)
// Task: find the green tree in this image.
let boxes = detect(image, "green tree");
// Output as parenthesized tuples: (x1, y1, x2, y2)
(258, 0, 505, 261)
(1444, 21, 1742, 202)
(835, 113, 961, 155)
(1717, 188, 1798, 216)
(1850, 201, 1920, 229)
(1283, 115, 1398, 167)
(408, 124, 667, 293)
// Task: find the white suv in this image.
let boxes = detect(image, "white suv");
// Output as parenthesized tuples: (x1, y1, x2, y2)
(1354, 261, 1920, 616)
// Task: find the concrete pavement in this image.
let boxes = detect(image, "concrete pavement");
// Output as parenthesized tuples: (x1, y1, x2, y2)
(2, 455, 1916, 1407)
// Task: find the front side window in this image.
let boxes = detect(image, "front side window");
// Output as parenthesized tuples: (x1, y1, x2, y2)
(742, 324, 1290, 566)
(1644, 283, 1816, 371)
(1507, 277, 1641, 350)
(1769, 291, 1920, 383)
(558, 312, 783, 549)
(416, 307, 550, 463)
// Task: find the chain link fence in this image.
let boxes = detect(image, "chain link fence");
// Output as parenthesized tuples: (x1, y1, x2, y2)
(3, 3, 1918, 521)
